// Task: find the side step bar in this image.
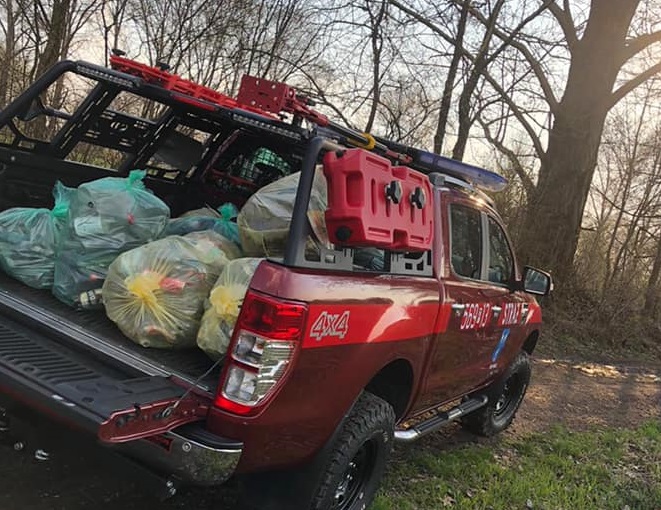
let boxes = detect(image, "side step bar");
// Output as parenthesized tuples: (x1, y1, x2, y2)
(394, 395, 488, 443)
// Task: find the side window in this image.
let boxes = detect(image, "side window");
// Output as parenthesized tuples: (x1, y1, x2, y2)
(450, 205, 483, 279)
(487, 217, 514, 284)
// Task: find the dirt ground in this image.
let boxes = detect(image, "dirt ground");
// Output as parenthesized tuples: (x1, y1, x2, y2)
(0, 357, 659, 510)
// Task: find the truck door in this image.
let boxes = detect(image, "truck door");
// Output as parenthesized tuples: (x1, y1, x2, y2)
(481, 214, 527, 375)
(420, 202, 491, 407)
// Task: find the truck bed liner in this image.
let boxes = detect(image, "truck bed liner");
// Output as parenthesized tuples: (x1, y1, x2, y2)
(0, 273, 219, 393)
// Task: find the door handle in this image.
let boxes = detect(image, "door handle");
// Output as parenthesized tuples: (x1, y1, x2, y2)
(491, 305, 503, 325)
(451, 303, 466, 317)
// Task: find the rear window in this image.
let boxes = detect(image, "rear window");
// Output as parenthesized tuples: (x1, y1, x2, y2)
(487, 216, 514, 285)
(450, 204, 482, 279)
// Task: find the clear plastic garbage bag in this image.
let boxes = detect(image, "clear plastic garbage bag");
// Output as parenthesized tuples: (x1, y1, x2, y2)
(53, 170, 170, 306)
(0, 182, 73, 288)
(102, 231, 237, 349)
(237, 168, 329, 257)
(197, 257, 263, 360)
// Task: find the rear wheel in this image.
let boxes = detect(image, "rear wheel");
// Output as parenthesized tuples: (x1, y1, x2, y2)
(461, 351, 531, 437)
(313, 392, 394, 510)
(239, 391, 395, 510)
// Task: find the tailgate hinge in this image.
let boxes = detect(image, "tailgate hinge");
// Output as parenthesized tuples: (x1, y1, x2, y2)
(98, 393, 210, 444)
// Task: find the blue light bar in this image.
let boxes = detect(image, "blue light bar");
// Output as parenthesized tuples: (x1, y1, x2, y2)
(417, 151, 508, 192)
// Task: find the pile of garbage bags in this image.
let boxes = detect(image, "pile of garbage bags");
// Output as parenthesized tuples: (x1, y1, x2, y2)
(0, 163, 389, 358)
(0, 182, 73, 289)
(197, 258, 263, 359)
(53, 170, 170, 306)
(103, 231, 240, 348)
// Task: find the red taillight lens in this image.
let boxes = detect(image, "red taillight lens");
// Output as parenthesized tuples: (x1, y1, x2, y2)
(214, 290, 307, 415)
(240, 294, 307, 339)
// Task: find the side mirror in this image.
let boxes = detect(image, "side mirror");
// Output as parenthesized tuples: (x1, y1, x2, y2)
(521, 266, 553, 296)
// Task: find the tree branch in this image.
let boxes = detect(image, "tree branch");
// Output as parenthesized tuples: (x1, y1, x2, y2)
(610, 61, 661, 108)
(389, 0, 547, 158)
(467, 1, 560, 112)
(478, 117, 535, 197)
(388, 0, 455, 47)
(547, 1, 577, 51)
(620, 30, 661, 64)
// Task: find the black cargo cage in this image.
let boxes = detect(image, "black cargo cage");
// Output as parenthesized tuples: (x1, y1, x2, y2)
(0, 60, 307, 215)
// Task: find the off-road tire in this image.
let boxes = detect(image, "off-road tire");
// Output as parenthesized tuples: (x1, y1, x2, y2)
(461, 351, 531, 437)
(310, 391, 395, 510)
(238, 391, 395, 510)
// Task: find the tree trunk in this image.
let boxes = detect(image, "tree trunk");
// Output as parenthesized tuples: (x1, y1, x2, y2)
(644, 234, 661, 316)
(451, 63, 480, 160)
(451, 0, 503, 160)
(433, 0, 468, 154)
(35, 0, 72, 79)
(518, 0, 640, 283)
(0, 0, 15, 108)
(364, 0, 387, 133)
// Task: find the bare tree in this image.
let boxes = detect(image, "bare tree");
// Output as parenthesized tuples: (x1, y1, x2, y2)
(479, 0, 661, 282)
(99, 0, 128, 66)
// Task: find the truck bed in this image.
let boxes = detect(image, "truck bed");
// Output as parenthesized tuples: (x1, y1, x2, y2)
(0, 272, 219, 393)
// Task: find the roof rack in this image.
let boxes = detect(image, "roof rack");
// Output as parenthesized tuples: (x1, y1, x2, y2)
(108, 52, 507, 194)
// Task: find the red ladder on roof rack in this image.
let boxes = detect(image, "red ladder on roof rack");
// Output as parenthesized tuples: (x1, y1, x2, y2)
(109, 54, 275, 118)
(108, 53, 412, 164)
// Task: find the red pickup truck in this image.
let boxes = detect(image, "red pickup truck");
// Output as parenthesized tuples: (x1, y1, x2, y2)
(0, 56, 551, 510)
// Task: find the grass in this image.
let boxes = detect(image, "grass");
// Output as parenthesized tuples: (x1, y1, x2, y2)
(374, 422, 661, 510)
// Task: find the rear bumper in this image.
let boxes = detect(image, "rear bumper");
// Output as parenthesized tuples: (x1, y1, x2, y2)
(117, 425, 243, 486)
(0, 385, 243, 486)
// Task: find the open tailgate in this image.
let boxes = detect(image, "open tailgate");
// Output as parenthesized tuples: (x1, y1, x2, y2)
(0, 312, 212, 443)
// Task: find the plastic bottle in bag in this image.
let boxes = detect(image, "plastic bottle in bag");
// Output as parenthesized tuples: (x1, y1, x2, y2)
(197, 257, 263, 360)
(0, 182, 73, 289)
(103, 231, 238, 349)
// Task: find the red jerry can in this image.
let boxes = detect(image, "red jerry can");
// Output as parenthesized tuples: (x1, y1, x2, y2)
(323, 149, 433, 252)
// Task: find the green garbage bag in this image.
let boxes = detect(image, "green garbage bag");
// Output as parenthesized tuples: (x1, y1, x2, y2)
(103, 231, 238, 349)
(197, 257, 263, 360)
(237, 169, 329, 257)
(164, 203, 241, 246)
(0, 182, 73, 288)
(53, 170, 170, 307)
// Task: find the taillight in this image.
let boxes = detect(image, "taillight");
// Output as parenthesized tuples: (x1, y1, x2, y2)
(214, 290, 307, 415)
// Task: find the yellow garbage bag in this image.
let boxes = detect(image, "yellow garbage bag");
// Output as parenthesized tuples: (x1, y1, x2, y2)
(197, 258, 263, 360)
(102, 231, 239, 348)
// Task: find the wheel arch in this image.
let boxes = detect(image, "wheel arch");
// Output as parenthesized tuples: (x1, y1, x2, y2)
(364, 358, 414, 421)
(522, 330, 540, 355)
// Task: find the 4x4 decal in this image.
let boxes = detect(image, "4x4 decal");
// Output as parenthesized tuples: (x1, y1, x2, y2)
(310, 311, 350, 341)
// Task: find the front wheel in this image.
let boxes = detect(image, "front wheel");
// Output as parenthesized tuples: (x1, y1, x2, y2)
(461, 351, 531, 437)
(239, 391, 395, 510)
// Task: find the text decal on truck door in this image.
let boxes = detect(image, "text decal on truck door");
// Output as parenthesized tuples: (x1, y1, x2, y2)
(498, 302, 523, 326)
(310, 311, 351, 341)
(459, 303, 492, 330)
